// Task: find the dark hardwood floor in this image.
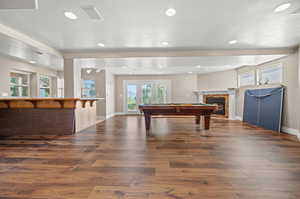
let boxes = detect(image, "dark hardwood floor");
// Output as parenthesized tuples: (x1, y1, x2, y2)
(0, 116, 300, 199)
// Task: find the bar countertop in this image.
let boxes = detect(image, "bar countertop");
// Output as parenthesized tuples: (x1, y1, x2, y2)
(0, 98, 100, 109)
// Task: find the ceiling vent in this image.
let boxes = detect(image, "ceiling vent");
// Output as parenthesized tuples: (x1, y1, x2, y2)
(0, 0, 38, 10)
(81, 6, 103, 21)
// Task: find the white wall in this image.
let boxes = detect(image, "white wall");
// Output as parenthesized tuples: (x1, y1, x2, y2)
(115, 74, 198, 113)
(105, 70, 115, 118)
(197, 70, 238, 90)
(0, 56, 60, 97)
(236, 53, 299, 130)
(298, 46, 300, 136)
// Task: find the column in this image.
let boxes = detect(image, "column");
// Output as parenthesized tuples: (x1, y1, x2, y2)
(0, 66, 10, 97)
(298, 46, 300, 140)
(64, 59, 81, 98)
(95, 70, 106, 119)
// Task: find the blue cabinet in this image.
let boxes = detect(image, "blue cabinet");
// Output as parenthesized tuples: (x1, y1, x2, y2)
(243, 87, 284, 132)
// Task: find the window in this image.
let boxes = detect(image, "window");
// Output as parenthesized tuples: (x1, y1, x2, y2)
(81, 80, 96, 98)
(238, 71, 255, 87)
(258, 65, 283, 85)
(10, 72, 30, 97)
(39, 75, 51, 97)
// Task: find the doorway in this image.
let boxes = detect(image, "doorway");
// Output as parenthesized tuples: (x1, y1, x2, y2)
(124, 80, 171, 114)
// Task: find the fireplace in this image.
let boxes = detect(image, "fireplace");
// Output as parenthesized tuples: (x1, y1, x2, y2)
(204, 94, 229, 118)
(194, 89, 236, 120)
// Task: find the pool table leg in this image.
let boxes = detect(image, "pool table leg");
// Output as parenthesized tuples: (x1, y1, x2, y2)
(204, 115, 211, 130)
(195, 115, 201, 124)
(145, 114, 151, 131)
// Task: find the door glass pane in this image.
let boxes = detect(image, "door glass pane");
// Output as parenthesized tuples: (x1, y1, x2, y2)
(156, 84, 167, 104)
(127, 85, 137, 111)
(141, 84, 152, 104)
(39, 88, 50, 97)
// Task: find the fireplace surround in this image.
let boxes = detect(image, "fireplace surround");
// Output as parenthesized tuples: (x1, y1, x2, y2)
(204, 94, 229, 118)
(194, 89, 236, 120)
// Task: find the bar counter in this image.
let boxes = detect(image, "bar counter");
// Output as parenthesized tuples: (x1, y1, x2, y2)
(0, 98, 99, 137)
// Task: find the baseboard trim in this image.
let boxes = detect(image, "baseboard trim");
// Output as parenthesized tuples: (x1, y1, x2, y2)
(281, 126, 300, 141)
(106, 113, 117, 119)
(235, 116, 242, 121)
(281, 127, 300, 135)
(105, 112, 128, 119)
(115, 112, 126, 116)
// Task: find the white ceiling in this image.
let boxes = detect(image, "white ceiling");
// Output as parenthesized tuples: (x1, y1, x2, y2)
(0, 0, 299, 74)
(77, 55, 286, 75)
(0, 0, 299, 51)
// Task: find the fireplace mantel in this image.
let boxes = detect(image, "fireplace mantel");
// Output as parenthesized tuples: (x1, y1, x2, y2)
(193, 89, 236, 95)
(193, 89, 237, 120)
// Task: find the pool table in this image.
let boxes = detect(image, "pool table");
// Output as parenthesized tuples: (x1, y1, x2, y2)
(139, 103, 217, 131)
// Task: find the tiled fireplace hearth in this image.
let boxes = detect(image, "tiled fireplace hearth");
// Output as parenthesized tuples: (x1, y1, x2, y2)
(194, 89, 236, 120)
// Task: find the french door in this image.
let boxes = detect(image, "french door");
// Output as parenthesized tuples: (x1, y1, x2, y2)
(124, 80, 171, 114)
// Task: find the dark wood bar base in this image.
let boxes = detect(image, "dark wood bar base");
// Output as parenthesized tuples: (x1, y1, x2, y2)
(0, 98, 98, 137)
(0, 109, 75, 137)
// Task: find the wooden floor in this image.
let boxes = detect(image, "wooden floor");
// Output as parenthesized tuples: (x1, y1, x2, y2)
(1, 116, 300, 199)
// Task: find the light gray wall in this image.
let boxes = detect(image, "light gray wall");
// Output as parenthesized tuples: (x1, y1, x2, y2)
(0, 56, 60, 97)
(96, 70, 106, 118)
(197, 70, 238, 90)
(115, 74, 198, 113)
(105, 70, 115, 117)
(298, 46, 300, 135)
(236, 52, 299, 130)
(64, 59, 82, 98)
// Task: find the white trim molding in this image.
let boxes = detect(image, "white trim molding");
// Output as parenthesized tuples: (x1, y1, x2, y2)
(0, 23, 62, 57)
(106, 113, 117, 119)
(63, 48, 296, 59)
(281, 126, 300, 140)
(235, 116, 243, 121)
(194, 89, 237, 120)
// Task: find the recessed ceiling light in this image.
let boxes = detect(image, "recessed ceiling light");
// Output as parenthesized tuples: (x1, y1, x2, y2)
(97, 42, 105, 47)
(86, 69, 92, 74)
(64, 11, 78, 20)
(229, 40, 238, 44)
(274, 3, 291, 13)
(165, 8, 176, 16)
(188, 72, 193, 74)
(96, 69, 102, 73)
(161, 41, 169, 45)
(196, 65, 202, 68)
(29, 60, 36, 64)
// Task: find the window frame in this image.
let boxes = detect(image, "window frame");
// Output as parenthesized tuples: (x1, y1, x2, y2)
(9, 71, 30, 97)
(257, 64, 283, 85)
(238, 70, 256, 88)
(39, 74, 52, 97)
